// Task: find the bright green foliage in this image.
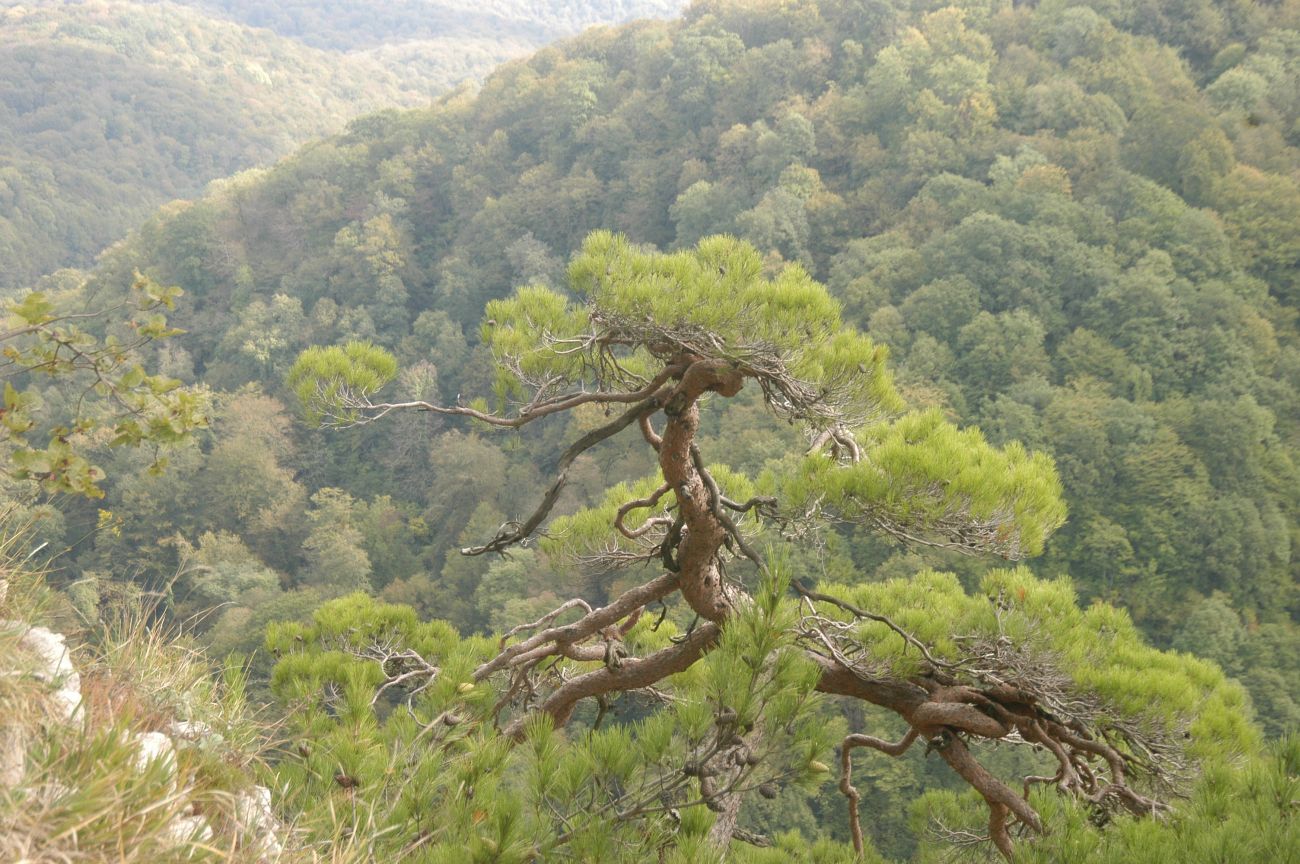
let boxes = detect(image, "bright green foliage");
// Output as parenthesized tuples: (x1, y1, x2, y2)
(264, 562, 1268, 860)
(485, 232, 902, 425)
(482, 283, 594, 402)
(267, 569, 839, 863)
(821, 567, 1256, 755)
(567, 232, 841, 351)
(287, 340, 399, 425)
(776, 409, 1066, 559)
(737, 834, 876, 864)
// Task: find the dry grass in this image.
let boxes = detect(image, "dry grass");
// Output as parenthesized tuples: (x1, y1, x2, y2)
(0, 510, 388, 864)
(1, 529, 289, 862)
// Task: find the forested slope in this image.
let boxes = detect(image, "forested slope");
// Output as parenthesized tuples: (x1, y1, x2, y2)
(5, 0, 1300, 856)
(0, 0, 428, 288)
(0, 0, 687, 288)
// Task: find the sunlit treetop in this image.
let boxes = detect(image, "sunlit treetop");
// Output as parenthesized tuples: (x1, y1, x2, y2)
(481, 231, 903, 428)
(775, 409, 1066, 560)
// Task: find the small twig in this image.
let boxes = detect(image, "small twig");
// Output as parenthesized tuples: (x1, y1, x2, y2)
(793, 581, 957, 671)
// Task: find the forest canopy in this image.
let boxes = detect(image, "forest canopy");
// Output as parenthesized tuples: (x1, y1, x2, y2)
(34, 0, 1294, 737)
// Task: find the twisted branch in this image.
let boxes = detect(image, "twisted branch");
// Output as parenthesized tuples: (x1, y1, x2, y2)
(840, 729, 919, 856)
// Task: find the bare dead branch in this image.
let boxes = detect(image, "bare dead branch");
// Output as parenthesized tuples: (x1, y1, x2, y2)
(509, 622, 721, 735)
(730, 827, 773, 847)
(793, 581, 958, 672)
(639, 414, 662, 451)
(335, 362, 686, 430)
(615, 483, 673, 539)
(474, 573, 679, 681)
(462, 391, 672, 556)
(720, 495, 778, 515)
(498, 598, 594, 647)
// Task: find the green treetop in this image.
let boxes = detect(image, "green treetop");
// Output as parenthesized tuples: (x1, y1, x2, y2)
(280, 233, 1255, 861)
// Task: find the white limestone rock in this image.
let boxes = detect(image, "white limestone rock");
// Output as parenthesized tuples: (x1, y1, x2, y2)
(0, 726, 24, 789)
(163, 814, 214, 846)
(131, 731, 177, 781)
(9, 624, 83, 721)
(235, 785, 284, 860)
(17, 625, 78, 687)
(168, 719, 212, 739)
(1, 622, 83, 787)
(51, 686, 82, 722)
(167, 719, 223, 747)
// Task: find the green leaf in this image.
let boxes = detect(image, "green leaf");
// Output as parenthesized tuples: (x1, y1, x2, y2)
(8, 291, 54, 325)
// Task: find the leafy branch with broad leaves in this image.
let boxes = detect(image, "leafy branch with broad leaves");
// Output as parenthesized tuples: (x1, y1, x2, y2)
(1, 273, 208, 497)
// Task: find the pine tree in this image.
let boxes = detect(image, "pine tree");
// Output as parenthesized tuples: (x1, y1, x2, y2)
(278, 232, 1257, 861)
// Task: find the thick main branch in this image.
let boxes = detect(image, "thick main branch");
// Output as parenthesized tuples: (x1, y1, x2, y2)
(658, 358, 745, 622)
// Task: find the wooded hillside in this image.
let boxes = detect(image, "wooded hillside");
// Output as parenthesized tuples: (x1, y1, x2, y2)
(4, 0, 1298, 857)
(0, 0, 686, 287)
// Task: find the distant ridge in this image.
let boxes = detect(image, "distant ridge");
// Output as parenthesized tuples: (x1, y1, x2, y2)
(0, 0, 688, 288)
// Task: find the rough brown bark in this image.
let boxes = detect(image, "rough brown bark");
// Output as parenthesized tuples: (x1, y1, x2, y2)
(504, 622, 720, 736)
(658, 358, 745, 623)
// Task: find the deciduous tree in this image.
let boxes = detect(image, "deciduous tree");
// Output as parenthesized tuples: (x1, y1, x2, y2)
(0, 274, 206, 497)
